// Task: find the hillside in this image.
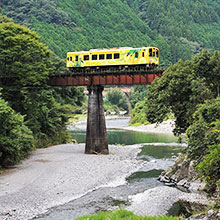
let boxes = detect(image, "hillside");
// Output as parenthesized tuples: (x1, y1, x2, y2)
(126, 0, 220, 62)
(0, 0, 170, 65)
(1, 0, 220, 64)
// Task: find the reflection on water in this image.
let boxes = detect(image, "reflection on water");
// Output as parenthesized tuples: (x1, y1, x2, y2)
(126, 169, 164, 183)
(138, 144, 183, 160)
(70, 129, 178, 145)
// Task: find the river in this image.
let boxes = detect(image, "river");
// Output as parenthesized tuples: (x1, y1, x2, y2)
(34, 117, 185, 219)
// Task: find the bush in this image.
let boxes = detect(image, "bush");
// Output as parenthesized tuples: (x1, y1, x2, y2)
(0, 93, 34, 167)
(130, 101, 149, 125)
(196, 121, 220, 187)
(186, 98, 220, 160)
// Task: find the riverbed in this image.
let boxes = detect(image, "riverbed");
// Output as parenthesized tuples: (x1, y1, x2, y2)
(0, 117, 186, 220)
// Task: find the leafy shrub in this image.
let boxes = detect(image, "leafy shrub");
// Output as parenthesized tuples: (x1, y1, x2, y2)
(0, 93, 34, 167)
(186, 98, 220, 160)
(195, 120, 220, 187)
(130, 100, 149, 125)
(105, 88, 129, 113)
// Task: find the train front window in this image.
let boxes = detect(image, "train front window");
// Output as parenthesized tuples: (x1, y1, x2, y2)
(67, 57, 69, 61)
(149, 48, 152, 57)
(70, 57, 72, 61)
(92, 55, 97, 60)
(84, 55, 89, 60)
(114, 53, 120, 59)
(156, 50, 159, 57)
(99, 54, 105, 60)
(75, 56, 78, 61)
(107, 54, 112, 59)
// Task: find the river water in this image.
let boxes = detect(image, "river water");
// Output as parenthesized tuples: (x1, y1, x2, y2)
(34, 118, 185, 219)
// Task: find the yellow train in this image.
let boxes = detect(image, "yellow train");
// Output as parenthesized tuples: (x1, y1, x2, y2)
(66, 46, 159, 70)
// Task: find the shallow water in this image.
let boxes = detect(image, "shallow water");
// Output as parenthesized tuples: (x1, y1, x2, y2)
(70, 117, 178, 145)
(34, 118, 185, 219)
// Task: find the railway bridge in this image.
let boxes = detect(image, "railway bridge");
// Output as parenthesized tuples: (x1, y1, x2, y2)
(0, 67, 165, 154)
(48, 67, 164, 155)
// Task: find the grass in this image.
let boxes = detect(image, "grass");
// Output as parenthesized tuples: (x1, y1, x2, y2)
(76, 209, 183, 220)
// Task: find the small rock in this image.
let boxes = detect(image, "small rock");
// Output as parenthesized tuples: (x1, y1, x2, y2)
(165, 182, 176, 187)
(207, 209, 215, 217)
(158, 175, 170, 183)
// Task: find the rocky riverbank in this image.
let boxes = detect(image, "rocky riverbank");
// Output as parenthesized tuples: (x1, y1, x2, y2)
(0, 144, 142, 220)
(158, 154, 220, 219)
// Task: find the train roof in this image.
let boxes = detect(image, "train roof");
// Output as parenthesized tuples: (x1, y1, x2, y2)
(67, 46, 158, 54)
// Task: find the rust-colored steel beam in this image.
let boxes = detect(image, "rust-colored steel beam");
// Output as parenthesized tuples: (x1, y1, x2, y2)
(48, 69, 164, 86)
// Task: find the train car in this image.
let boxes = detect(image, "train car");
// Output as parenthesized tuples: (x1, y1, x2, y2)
(66, 46, 159, 70)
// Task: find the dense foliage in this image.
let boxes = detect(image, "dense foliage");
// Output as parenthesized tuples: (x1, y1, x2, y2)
(0, 0, 169, 64)
(125, 0, 220, 62)
(1, 0, 220, 65)
(129, 101, 148, 126)
(104, 88, 129, 114)
(144, 50, 220, 192)
(0, 92, 34, 167)
(0, 16, 84, 166)
(76, 209, 181, 220)
(186, 99, 220, 190)
(145, 50, 219, 135)
(129, 85, 148, 109)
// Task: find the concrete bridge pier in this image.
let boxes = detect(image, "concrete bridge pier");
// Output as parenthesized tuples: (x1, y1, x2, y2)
(85, 85, 109, 154)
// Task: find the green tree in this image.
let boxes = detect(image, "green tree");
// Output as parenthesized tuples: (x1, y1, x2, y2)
(186, 98, 220, 160)
(129, 85, 148, 109)
(0, 21, 83, 147)
(186, 99, 220, 190)
(0, 92, 34, 167)
(105, 88, 129, 113)
(129, 100, 148, 125)
(145, 57, 212, 135)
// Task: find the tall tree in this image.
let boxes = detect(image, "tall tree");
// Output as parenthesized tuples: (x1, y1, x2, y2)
(145, 51, 218, 135)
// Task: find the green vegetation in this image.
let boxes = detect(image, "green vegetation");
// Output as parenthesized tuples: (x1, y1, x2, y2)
(186, 99, 220, 191)
(129, 101, 148, 126)
(0, 0, 169, 64)
(0, 14, 84, 167)
(1, 0, 220, 65)
(104, 88, 129, 114)
(144, 50, 220, 194)
(76, 209, 182, 220)
(0, 91, 34, 167)
(145, 50, 218, 135)
(126, 0, 220, 62)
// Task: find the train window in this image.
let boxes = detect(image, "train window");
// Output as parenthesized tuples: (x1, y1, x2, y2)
(107, 54, 112, 59)
(67, 57, 69, 61)
(156, 50, 159, 57)
(70, 57, 72, 61)
(142, 52, 144, 57)
(135, 52, 139, 58)
(99, 54, 105, 60)
(84, 55, 89, 60)
(92, 55, 97, 60)
(75, 56, 78, 61)
(153, 51, 156, 57)
(149, 49, 152, 57)
(114, 53, 120, 59)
